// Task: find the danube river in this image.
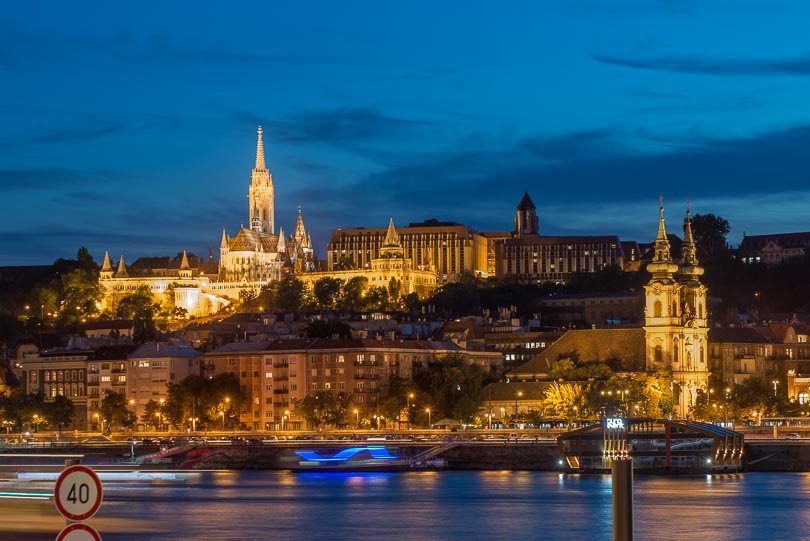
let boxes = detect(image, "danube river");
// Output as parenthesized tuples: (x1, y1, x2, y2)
(6, 471, 809, 540)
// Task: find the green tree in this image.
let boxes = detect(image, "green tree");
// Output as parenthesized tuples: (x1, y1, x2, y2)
(364, 286, 389, 311)
(276, 275, 306, 312)
(338, 277, 368, 312)
(296, 391, 354, 429)
(100, 391, 136, 433)
(117, 286, 158, 343)
(412, 354, 487, 422)
(312, 277, 343, 310)
(165, 374, 246, 430)
(44, 395, 74, 436)
(403, 292, 421, 314)
(141, 399, 163, 429)
(692, 213, 731, 262)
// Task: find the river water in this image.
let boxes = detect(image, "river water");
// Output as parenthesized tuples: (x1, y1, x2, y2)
(7, 471, 810, 540)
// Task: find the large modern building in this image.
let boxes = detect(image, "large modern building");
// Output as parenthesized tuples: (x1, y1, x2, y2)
(98, 127, 314, 317)
(327, 218, 492, 282)
(494, 191, 625, 283)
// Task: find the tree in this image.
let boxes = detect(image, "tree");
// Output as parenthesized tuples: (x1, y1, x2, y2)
(296, 391, 354, 429)
(312, 277, 343, 310)
(692, 213, 730, 262)
(117, 286, 158, 343)
(141, 399, 163, 429)
(165, 374, 245, 430)
(276, 275, 306, 312)
(44, 395, 74, 436)
(543, 381, 587, 421)
(100, 391, 136, 433)
(338, 277, 368, 312)
(364, 286, 389, 311)
(412, 354, 487, 422)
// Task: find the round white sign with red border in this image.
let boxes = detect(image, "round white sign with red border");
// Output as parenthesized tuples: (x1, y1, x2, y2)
(54, 465, 103, 522)
(56, 522, 103, 541)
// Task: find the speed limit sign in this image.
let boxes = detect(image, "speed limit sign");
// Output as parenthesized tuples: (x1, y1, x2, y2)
(54, 465, 103, 521)
(56, 523, 103, 541)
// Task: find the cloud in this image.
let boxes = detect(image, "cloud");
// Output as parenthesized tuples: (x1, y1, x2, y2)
(592, 51, 810, 76)
(25, 123, 127, 145)
(0, 168, 107, 190)
(276, 107, 431, 145)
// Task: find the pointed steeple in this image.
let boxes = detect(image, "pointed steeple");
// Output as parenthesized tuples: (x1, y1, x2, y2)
(514, 190, 539, 237)
(180, 251, 191, 270)
(646, 195, 678, 281)
(255, 125, 266, 171)
(220, 228, 229, 250)
(115, 255, 128, 278)
(294, 206, 307, 242)
(679, 202, 704, 281)
(101, 251, 113, 272)
(277, 227, 286, 252)
(380, 217, 404, 258)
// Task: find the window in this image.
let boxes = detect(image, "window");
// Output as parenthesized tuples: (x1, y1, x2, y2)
(800, 393, 809, 405)
(101, 376, 111, 382)
(265, 372, 273, 379)
(337, 355, 345, 363)
(654, 345, 663, 364)
(653, 301, 662, 318)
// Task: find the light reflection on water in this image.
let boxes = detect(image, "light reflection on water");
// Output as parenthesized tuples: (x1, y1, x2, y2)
(4, 471, 810, 540)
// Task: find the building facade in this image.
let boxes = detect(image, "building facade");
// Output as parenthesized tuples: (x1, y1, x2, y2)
(738, 232, 810, 265)
(494, 191, 625, 283)
(327, 219, 491, 282)
(300, 218, 438, 299)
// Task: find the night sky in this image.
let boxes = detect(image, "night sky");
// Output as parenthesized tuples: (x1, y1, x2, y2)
(3, 1, 810, 265)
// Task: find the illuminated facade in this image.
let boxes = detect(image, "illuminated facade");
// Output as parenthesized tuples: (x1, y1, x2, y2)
(300, 218, 438, 299)
(327, 219, 491, 282)
(495, 191, 625, 282)
(99, 126, 313, 317)
(643, 201, 709, 419)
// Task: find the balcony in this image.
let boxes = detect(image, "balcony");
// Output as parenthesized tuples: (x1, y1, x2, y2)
(273, 362, 289, 368)
(273, 401, 290, 408)
(353, 360, 378, 366)
(353, 374, 380, 380)
(273, 389, 288, 394)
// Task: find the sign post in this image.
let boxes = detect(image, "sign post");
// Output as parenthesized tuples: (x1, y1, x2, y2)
(54, 465, 103, 522)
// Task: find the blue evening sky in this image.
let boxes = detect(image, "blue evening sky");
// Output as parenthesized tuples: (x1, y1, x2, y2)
(2, 1, 810, 265)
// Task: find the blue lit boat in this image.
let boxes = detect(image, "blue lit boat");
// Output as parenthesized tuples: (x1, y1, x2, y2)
(291, 446, 412, 472)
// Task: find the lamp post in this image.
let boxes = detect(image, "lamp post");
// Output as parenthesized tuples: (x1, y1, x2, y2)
(32, 414, 39, 433)
(426, 408, 431, 429)
(772, 379, 779, 397)
(189, 417, 198, 432)
(284, 409, 290, 431)
(155, 412, 162, 431)
(500, 407, 506, 428)
(93, 413, 100, 432)
(407, 393, 414, 429)
(353, 408, 359, 428)
(514, 391, 523, 427)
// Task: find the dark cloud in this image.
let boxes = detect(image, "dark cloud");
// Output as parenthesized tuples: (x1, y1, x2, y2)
(277, 107, 431, 145)
(0, 168, 106, 190)
(25, 123, 127, 145)
(592, 51, 810, 76)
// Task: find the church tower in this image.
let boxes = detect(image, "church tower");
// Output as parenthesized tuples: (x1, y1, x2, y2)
(248, 126, 275, 234)
(643, 197, 681, 373)
(673, 204, 710, 418)
(514, 190, 539, 237)
(644, 197, 711, 419)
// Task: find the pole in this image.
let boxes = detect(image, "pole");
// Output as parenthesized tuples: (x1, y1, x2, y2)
(612, 458, 633, 541)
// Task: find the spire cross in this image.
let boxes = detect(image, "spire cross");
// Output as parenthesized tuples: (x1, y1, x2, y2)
(686, 198, 692, 217)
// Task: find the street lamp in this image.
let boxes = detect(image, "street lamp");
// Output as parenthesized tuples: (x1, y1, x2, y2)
(283, 409, 290, 431)
(407, 393, 414, 429)
(425, 408, 431, 429)
(514, 391, 523, 427)
(500, 407, 506, 427)
(189, 417, 198, 432)
(772, 379, 779, 397)
(155, 412, 162, 431)
(353, 408, 359, 428)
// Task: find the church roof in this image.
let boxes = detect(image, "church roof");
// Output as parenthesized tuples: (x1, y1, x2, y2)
(516, 190, 536, 210)
(510, 328, 646, 376)
(228, 228, 279, 252)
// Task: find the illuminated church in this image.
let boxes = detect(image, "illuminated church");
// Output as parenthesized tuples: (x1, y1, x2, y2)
(99, 126, 314, 316)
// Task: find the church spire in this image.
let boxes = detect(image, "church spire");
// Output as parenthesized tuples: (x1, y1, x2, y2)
(380, 217, 404, 258)
(255, 125, 266, 171)
(646, 195, 678, 281)
(101, 251, 113, 272)
(679, 201, 704, 281)
(277, 226, 286, 252)
(180, 250, 191, 270)
(115, 255, 128, 278)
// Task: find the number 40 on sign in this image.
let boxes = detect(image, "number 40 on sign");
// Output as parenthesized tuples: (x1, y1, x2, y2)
(54, 465, 104, 522)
